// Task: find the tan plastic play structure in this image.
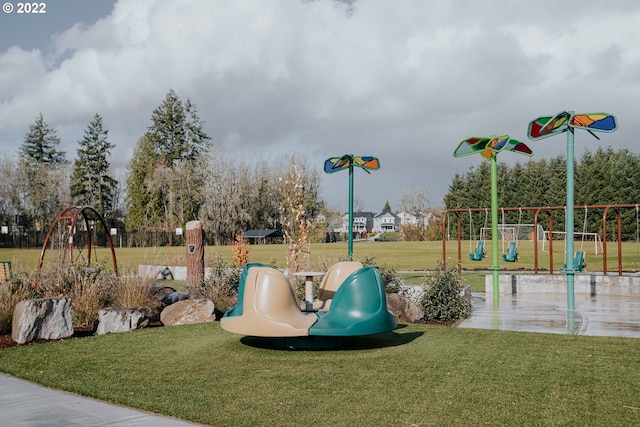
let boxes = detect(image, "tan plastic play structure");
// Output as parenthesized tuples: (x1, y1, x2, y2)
(221, 261, 397, 338)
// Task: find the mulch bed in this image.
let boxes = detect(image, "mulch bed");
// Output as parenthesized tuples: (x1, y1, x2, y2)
(0, 327, 95, 350)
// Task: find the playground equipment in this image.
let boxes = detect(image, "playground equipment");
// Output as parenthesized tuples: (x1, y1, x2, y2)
(443, 204, 639, 277)
(453, 135, 534, 300)
(501, 208, 520, 262)
(221, 261, 397, 339)
(324, 155, 380, 260)
(528, 111, 618, 310)
(469, 209, 487, 261)
(38, 205, 118, 274)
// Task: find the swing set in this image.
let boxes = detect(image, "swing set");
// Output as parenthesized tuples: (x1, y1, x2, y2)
(468, 208, 523, 262)
(443, 204, 640, 276)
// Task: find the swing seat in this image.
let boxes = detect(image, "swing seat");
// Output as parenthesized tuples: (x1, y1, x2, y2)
(502, 242, 518, 262)
(470, 241, 485, 261)
(563, 251, 586, 272)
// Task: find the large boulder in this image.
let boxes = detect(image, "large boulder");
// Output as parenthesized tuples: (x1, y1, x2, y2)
(12, 297, 73, 344)
(95, 307, 150, 335)
(386, 293, 425, 323)
(161, 291, 191, 306)
(160, 298, 216, 326)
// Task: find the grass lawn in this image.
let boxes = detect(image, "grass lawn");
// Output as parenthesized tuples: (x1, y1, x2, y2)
(2, 241, 640, 425)
(1, 322, 640, 426)
(4, 240, 640, 293)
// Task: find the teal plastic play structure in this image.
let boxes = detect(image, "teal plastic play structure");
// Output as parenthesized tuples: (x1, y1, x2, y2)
(502, 241, 518, 262)
(220, 262, 397, 338)
(470, 241, 485, 261)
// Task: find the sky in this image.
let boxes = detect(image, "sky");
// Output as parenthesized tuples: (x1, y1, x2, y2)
(1, 0, 640, 213)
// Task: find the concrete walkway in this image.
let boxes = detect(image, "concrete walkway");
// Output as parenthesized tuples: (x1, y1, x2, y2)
(0, 373, 206, 427)
(459, 292, 640, 337)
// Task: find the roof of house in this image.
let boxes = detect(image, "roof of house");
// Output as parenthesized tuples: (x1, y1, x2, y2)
(242, 229, 283, 239)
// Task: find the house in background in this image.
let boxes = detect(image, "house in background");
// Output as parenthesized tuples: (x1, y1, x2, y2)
(341, 212, 374, 237)
(373, 211, 400, 233)
(397, 211, 433, 228)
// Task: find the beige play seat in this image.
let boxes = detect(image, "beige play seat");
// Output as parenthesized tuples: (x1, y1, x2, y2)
(220, 266, 318, 337)
(313, 261, 363, 311)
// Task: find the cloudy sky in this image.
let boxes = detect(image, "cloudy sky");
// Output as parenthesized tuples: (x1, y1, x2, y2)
(1, 0, 639, 213)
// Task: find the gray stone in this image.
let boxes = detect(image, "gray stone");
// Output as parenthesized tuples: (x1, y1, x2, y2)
(12, 297, 73, 344)
(161, 291, 191, 306)
(386, 293, 425, 323)
(160, 298, 215, 326)
(95, 307, 150, 335)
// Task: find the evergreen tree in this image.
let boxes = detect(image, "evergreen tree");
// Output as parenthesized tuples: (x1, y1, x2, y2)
(381, 201, 392, 213)
(19, 113, 66, 165)
(70, 114, 118, 217)
(125, 90, 211, 241)
(17, 114, 69, 232)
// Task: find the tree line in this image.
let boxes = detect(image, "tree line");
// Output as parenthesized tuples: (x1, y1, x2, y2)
(0, 89, 323, 247)
(443, 147, 640, 240)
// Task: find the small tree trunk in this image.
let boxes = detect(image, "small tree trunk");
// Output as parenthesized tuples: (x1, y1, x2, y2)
(186, 220, 204, 287)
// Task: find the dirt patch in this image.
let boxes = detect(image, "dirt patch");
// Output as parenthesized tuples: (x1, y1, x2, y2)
(0, 327, 95, 349)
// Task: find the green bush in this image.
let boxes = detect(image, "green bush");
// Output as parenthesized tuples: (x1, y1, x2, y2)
(189, 254, 240, 315)
(420, 263, 471, 323)
(376, 232, 400, 242)
(361, 256, 403, 293)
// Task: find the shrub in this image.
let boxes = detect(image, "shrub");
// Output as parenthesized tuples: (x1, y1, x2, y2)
(114, 275, 159, 320)
(361, 256, 403, 293)
(189, 254, 240, 315)
(420, 263, 471, 323)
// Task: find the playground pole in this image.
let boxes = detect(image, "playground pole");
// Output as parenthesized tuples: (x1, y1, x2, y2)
(489, 154, 500, 305)
(565, 128, 575, 310)
(347, 157, 354, 260)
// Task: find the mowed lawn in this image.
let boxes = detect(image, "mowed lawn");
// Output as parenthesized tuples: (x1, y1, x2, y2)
(2, 322, 640, 426)
(2, 241, 640, 425)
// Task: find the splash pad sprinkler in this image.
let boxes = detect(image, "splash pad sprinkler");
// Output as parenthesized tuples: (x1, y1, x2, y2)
(454, 135, 534, 304)
(324, 155, 380, 260)
(527, 112, 618, 310)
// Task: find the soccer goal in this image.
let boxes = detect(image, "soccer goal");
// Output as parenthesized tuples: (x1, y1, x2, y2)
(480, 224, 545, 241)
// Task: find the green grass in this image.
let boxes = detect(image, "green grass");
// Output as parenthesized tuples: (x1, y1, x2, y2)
(5, 240, 640, 293)
(1, 322, 640, 426)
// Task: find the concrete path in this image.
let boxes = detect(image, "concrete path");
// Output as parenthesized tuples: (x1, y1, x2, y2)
(0, 373, 206, 427)
(460, 292, 640, 338)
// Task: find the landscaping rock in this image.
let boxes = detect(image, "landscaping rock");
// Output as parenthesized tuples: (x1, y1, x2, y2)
(12, 297, 73, 344)
(160, 298, 216, 326)
(95, 307, 150, 335)
(386, 293, 424, 323)
(149, 284, 177, 300)
(161, 291, 191, 306)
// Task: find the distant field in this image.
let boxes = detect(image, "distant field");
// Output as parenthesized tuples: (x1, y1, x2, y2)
(3, 240, 640, 292)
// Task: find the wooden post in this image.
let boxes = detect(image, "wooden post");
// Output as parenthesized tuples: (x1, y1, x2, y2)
(186, 220, 204, 287)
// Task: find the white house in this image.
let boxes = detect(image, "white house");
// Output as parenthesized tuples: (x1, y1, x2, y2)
(397, 211, 433, 228)
(341, 212, 375, 235)
(373, 211, 401, 233)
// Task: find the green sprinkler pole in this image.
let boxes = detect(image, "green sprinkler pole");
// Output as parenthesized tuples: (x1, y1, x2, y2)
(489, 154, 500, 305)
(565, 128, 575, 311)
(347, 155, 354, 260)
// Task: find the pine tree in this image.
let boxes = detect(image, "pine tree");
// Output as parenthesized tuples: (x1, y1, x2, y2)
(19, 113, 66, 165)
(125, 90, 211, 242)
(17, 114, 69, 232)
(70, 114, 118, 217)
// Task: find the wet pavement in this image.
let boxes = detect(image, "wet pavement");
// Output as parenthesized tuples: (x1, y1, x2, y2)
(459, 292, 640, 337)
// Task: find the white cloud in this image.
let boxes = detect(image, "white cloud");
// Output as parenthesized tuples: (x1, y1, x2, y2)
(1, 0, 640, 210)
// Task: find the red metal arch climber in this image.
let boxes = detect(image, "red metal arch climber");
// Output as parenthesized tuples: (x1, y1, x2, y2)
(37, 205, 118, 274)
